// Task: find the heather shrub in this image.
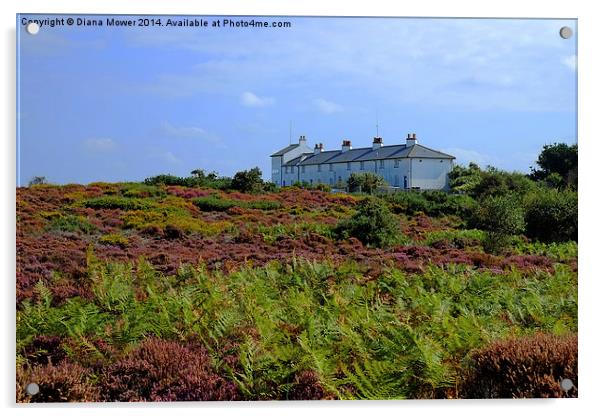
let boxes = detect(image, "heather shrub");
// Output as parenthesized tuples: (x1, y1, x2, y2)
(47, 215, 95, 234)
(16, 362, 100, 402)
(335, 197, 401, 248)
(193, 196, 281, 212)
(100, 338, 239, 401)
(524, 189, 577, 242)
(120, 183, 166, 198)
(83, 196, 154, 211)
(193, 196, 238, 212)
(286, 370, 329, 400)
(98, 234, 129, 248)
(460, 333, 577, 398)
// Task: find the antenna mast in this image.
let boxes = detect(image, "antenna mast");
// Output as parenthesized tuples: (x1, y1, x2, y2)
(289, 120, 292, 145)
(376, 109, 379, 137)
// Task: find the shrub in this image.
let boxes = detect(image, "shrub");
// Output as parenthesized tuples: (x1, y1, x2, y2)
(99, 234, 129, 248)
(231, 167, 265, 194)
(381, 191, 477, 218)
(120, 183, 166, 198)
(16, 362, 100, 402)
(460, 333, 577, 398)
(143, 173, 232, 190)
(100, 338, 239, 401)
(471, 194, 525, 253)
(47, 215, 95, 234)
(524, 189, 577, 242)
(335, 197, 400, 248)
(347, 172, 386, 194)
(193, 196, 281, 212)
(83, 196, 154, 211)
(193, 196, 237, 212)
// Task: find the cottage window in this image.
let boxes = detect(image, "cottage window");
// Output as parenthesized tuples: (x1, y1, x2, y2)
(301, 166, 305, 173)
(329, 164, 333, 171)
(394, 159, 400, 168)
(360, 161, 364, 170)
(318, 164, 322, 172)
(379, 160, 384, 169)
(347, 162, 351, 170)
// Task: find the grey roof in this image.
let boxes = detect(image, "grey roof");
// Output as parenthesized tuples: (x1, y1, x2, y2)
(270, 143, 299, 157)
(277, 143, 454, 165)
(298, 150, 340, 166)
(282, 153, 311, 167)
(324, 148, 373, 163)
(407, 144, 455, 159)
(354, 145, 409, 161)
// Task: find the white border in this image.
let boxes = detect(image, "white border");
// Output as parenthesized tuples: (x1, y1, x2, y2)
(3, 1, 600, 415)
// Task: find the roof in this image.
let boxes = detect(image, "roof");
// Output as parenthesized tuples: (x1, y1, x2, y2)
(270, 143, 299, 157)
(354, 145, 409, 161)
(276, 142, 454, 165)
(407, 144, 455, 159)
(282, 154, 311, 167)
(324, 148, 373, 163)
(298, 150, 340, 166)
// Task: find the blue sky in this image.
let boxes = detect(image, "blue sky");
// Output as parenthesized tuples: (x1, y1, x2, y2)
(17, 15, 577, 185)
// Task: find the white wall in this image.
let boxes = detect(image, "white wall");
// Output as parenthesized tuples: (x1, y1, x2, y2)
(409, 158, 453, 190)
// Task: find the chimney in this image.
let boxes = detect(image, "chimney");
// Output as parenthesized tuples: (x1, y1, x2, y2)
(406, 133, 417, 146)
(299, 135, 307, 145)
(372, 136, 383, 150)
(341, 139, 352, 152)
(314, 143, 324, 154)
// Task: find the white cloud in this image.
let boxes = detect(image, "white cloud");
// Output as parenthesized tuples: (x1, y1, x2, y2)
(82, 138, 116, 152)
(240, 91, 274, 108)
(563, 54, 577, 71)
(313, 98, 343, 114)
(442, 147, 496, 167)
(161, 151, 181, 164)
(160, 121, 220, 143)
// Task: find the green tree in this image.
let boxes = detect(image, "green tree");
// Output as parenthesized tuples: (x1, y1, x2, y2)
(335, 197, 400, 248)
(472, 194, 525, 253)
(530, 143, 578, 187)
(347, 172, 387, 194)
(231, 167, 265, 193)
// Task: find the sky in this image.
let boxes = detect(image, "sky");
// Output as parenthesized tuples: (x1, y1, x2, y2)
(16, 15, 577, 185)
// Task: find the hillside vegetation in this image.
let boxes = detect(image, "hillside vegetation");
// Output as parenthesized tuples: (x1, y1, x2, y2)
(17, 147, 577, 401)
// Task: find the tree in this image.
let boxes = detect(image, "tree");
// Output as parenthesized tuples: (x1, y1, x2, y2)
(347, 172, 387, 194)
(28, 176, 47, 186)
(334, 197, 400, 248)
(231, 167, 265, 193)
(471, 194, 525, 253)
(530, 143, 577, 187)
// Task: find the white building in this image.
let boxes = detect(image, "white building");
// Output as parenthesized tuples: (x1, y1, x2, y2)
(271, 134, 455, 190)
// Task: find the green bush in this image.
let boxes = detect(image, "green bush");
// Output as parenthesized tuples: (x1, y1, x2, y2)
(380, 191, 477, 218)
(471, 194, 525, 253)
(335, 197, 401, 247)
(524, 189, 577, 242)
(99, 234, 129, 248)
(47, 215, 95, 234)
(82, 197, 154, 211)
(347, 172, 386, 194)
(120, 183, 166, 198)
(192, 196, 281, 212)
(193, 197, 237, 212)
(231, 167, 265, 194)
(143, 171, 232, 190)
